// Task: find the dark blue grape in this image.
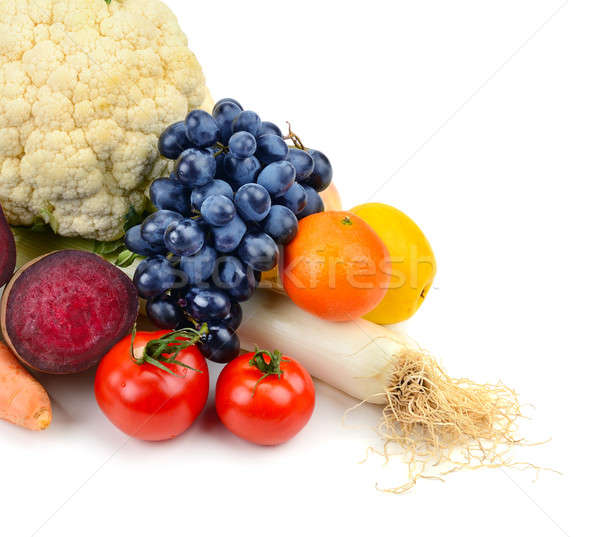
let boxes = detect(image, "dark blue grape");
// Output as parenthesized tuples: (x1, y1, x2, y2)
(234, 183, 271, 222)
(255, 134, 289, 164)
(141, 210, 183, 245)
(134, 255, 185, 299)
(305, 149, 333, 192)
(228, 131, 256, 159)
(257, 161, 296, 197)
(275, 182, 308, 215)
(164, 218, 205, 257)
(287, 148, 315, 180)
(232, 111, 262, 137)
(198, 325, 240, 364)
(213, 98, 243, 113)
(190, 180, 233, 214)
(220, 301, 242, 331)
(176, 148, 216, 187)
(212, 214, 247, 253)
(223, 154, 261, 189)
(213, 100, 243, 143)
(262, 205, 298, 245)
(146, 294, 185, 329)
(201, 194, 236, 227)
(185, 110, 219, 148)
(158, 121, 192, 160)
(258, 121, 282, 138)
(238, 232, 279, 272)
(215, 256, 257, 302)
(125, 225, 166, 256)
(180, 245, 217, 285)
(297, 186, 325, 219)
(185, 287, 231, 320)
(150, 178, 190, 215)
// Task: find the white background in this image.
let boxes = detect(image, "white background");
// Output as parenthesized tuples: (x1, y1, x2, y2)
(1, 1, 597, 536)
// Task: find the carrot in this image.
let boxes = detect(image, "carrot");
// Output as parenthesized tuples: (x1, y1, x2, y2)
(0, 341, 52, 430)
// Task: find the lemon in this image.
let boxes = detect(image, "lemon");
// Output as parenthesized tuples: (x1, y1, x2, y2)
(350, 203, 436, 324)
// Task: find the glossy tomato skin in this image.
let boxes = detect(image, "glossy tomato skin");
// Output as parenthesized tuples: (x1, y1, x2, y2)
(215, 353, 315, 446)
(95, 330, 209, 441)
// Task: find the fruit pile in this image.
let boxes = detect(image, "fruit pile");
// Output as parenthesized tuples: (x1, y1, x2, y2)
(126, 98, 333, 364)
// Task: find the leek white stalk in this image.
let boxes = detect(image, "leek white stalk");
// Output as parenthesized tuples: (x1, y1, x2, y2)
(239, 289, 416, 404)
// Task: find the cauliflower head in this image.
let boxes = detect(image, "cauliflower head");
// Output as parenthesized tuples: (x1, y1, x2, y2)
(0, 0, 213, 241)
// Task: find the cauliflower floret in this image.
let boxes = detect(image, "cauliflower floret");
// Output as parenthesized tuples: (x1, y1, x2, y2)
(0, 0, 213, 241)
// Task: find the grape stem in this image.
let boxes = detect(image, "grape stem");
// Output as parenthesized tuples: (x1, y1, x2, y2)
(214, 141, 228, 157)
(129, 324, 208, 377)
(249, 346, 289, 396)
(284, 122, 306, 151)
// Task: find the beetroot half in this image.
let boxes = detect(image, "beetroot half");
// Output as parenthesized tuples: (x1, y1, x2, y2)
(1, 250, 139, 374)
(0, 204, 16, 287)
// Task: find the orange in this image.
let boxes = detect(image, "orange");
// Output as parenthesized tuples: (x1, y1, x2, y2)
(282, 211, 391, 322)
(261, 182, 343, 288)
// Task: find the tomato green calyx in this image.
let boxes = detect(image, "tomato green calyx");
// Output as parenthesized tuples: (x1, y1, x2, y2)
(129, 325, 208, 377)
(249, 347, 289, 396)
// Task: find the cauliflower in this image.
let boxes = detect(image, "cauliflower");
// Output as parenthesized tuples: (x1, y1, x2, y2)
(0, 0, 213, 241)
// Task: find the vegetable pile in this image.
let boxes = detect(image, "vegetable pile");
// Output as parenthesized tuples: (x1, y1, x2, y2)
(0, 0, 539, 493)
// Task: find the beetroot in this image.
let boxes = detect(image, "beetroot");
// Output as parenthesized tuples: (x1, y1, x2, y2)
(0, 204, 16, 287)
(1, 250, 139, 374)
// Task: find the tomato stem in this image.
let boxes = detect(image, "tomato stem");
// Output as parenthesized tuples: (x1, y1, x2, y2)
(249, 347, 288, 396)
(129, 324, 208, 377)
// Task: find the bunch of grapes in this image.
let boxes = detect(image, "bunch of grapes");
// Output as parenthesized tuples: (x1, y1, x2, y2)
(126, 98, 333, 364)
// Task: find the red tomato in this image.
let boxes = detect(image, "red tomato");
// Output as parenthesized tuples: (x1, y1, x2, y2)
(95, 330, 209, 441)
(215, 350, 315, 446)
